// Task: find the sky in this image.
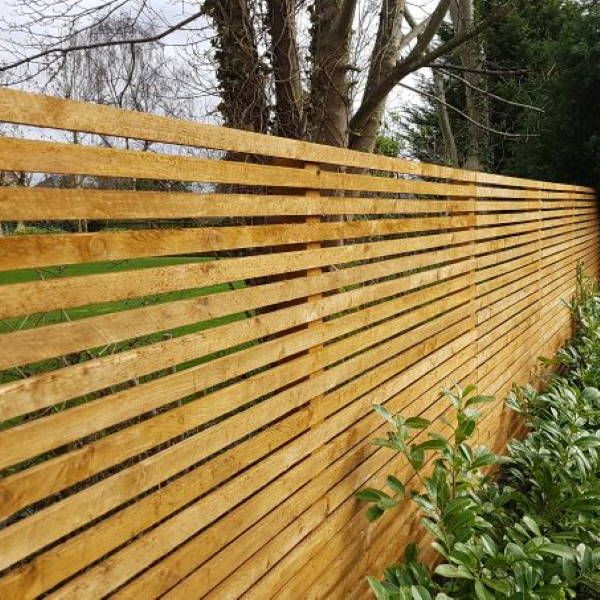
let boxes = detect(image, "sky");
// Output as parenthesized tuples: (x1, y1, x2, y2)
(0, 0, 432, 128)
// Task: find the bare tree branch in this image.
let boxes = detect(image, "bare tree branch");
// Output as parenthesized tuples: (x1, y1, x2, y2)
(397, 14, 432, 54)
(350, 0, 406, 152)
(350, 3, 512, 140)
(410, 0, 452, 59)
(0, 9, 204, 72)
(431, 62, 529, 75)
(403, 6, 417, 29)
(440, 68, 544, 112)
(399, 81, 538, 138)
(416, 4, 512, 71)
(433, 70, 459, 165)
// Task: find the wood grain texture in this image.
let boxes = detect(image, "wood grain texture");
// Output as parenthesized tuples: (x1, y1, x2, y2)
(0, 88, 597, 600)
(0, 263, 473, 423)
(0, 87, 592, 192)
(0, 215, 474, 270)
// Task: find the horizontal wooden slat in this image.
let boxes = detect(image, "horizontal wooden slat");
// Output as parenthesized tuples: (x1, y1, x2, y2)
(0, 215, 474, 271)
(477, 226, 597, 272)
(0, 87, 592, 192)
(478, 249, 598, 366)
(481, 303, 571, 386)
(1, 188, 592, 223)
(476, 241, 596, 321)
(477, 227, 597, 288)
(476, 239, 538, 270)
(0, 262, 472, 422)
(477, 280, 538, 326)
(477, 208, 595, 227)
(0, 231, 472, 319)
(476, 262, 539, 304)
(478, 298, 569, 391)
(475, 215, 588, 241)
(0, 187, 476, 220)
(475, 199, 596, 214)
(476, 212, 539, 226)
(473, 212, 597, 256)
(0, 137, 483, 197)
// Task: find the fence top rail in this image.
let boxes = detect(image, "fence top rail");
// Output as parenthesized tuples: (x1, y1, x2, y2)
(0, 86, 594, 194)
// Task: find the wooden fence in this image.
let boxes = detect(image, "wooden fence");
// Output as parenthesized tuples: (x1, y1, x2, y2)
(0, 87, 597, 599)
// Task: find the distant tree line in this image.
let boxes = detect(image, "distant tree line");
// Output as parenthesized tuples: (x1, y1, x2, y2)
(400, 0, 600, 187)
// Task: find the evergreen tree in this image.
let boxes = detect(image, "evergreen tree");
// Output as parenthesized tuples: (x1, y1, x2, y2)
(401, 0, 600, 187)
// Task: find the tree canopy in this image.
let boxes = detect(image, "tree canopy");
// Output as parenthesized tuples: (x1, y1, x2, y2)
(400, 0, 600, 185)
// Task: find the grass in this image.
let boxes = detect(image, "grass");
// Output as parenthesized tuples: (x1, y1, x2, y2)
(0, 255, 265, 484)
(0, 256, 253, 386)
(0, 256, 246, 327)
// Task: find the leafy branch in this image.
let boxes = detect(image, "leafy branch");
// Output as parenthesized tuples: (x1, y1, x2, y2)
(357, 322, 600, 600)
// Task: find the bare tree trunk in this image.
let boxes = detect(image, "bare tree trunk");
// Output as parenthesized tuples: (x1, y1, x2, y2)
(266, 0, 305, 139)
(203, 0, 269, 133)
(349, 0, 454, 145)
(307, 0, 357, 147)
(450, 0, 487, 170)
(349, 0, 405, 153)
(433, 70, 460, 166)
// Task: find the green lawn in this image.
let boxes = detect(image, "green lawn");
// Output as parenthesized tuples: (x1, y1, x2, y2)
(0, 256, 253, 383)
(0, 255, 259, 462)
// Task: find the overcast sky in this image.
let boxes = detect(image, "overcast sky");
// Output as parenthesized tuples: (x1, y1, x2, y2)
(0, 0, 432, 127)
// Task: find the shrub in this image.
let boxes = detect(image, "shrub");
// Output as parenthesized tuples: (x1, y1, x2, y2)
(358, 267, 600, 599)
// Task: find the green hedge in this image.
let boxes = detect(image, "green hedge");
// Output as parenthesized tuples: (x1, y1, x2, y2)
(358, 265, 600, 599)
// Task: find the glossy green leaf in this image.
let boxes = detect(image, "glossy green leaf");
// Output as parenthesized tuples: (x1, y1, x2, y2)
(387, 475, 405, 496)
(405, 417, 431, 430)
(366, 505, 384, 522)
(410, 586, 432, 600)
(355, 488, 387, 502)
(367, 576, 389, 599)
(434, 564, 474, 580)
(539, 543, 578, 560)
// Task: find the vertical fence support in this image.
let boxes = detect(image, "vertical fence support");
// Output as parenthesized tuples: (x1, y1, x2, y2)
(305, 161, 325, 427)
(469, 181, 479, 392)
(269, 157, 327, 422)
(455, 178, 479, 395)
(536, 189, 545, 353)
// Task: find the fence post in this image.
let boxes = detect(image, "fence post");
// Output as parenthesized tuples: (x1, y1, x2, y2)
(267, 158, 325, 423)
(455, 176, 479, 392)
(470, 180, 479, 392)
(304, 161, 325, 427)
(537, 189, 544, 349)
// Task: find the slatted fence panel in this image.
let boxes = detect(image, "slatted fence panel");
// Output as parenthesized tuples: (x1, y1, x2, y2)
(0, 88, 597, 599)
